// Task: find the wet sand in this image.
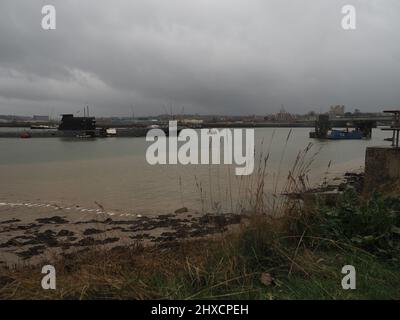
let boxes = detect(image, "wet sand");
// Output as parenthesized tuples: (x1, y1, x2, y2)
(0, 203, 243, 267)
(0, 167, 364, 267)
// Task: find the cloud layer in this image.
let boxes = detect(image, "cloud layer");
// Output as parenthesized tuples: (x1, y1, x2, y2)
(0, 0, 399, 116)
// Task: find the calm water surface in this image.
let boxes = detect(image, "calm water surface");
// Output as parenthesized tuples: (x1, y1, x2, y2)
(0, 128, 389, 214)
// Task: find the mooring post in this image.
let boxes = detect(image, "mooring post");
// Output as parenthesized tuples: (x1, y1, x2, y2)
(382, 110, 400, 148)
(364, 110, 400, 193)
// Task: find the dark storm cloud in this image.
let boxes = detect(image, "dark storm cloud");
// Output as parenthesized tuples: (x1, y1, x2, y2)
(0, 0, 400, 116)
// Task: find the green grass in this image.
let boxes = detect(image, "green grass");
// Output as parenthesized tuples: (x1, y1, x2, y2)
(1, 191, 400, 300)
(268, 252, 400, 300)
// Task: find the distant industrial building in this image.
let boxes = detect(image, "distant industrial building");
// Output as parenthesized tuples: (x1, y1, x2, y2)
(274, 106, 294, 122)
(329, 105, 345, 116)
(0, 115, 31, 122)
(33, 115, 50, 121)
(180, 119, 203, 125)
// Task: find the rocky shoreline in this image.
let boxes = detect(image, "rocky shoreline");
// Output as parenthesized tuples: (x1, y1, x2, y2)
(0, 205, 243, 267)
(0, 170, 364, 267)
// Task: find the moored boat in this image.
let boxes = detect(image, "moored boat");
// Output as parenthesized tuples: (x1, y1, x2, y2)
(30, 125, 57, 130)
(326, 129, 363, 140)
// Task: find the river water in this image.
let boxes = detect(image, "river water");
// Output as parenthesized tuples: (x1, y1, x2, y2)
(0, 128, 389, 215)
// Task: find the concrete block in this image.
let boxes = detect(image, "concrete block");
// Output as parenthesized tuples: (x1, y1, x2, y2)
(364, 146, 400, 193)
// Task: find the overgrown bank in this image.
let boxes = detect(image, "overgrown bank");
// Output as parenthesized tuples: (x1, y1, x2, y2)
(1, 190, 400, 300)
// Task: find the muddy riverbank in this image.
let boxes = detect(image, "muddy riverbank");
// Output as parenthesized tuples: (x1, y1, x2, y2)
(0, 203, 243, 267)
(0, 169, 363, 267)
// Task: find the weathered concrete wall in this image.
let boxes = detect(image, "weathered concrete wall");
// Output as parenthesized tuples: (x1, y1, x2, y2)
(364, 146, 400, 193)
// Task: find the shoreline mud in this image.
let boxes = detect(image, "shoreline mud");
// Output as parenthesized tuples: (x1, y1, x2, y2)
(0, 169, 363, 267)
(0, 203, 243, 267)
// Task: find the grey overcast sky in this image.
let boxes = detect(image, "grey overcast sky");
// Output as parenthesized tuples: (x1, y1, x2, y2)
(0, 0, 399, 117)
